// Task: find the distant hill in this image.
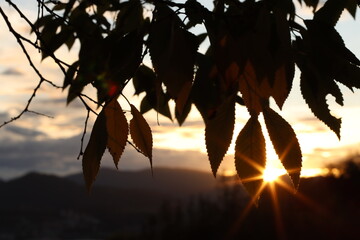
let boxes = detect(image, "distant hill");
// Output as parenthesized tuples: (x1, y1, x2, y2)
(67, 167, 219, 198)
(0, 168, 223, 239)
(0, 171, 160, 238)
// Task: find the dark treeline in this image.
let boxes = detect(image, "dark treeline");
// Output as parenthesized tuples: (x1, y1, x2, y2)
(0, 161, 359, 240)
(140, 161, 360, 240)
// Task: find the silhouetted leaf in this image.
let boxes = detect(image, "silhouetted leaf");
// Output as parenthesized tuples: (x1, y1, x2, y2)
(335, 63, 360, 90)
(345, 0, 358, 18)
(197, 33, 208, 45)
(115, 0, 144, 34)
(130, 104, 153, 168)
(298, 0, 319, 9)
(205, 95, 236, 176)
(263, 107, 302, 188)
(149, 3, 198, 99)
(67, 75, 89, 104)
(192, 53, 222, 119)
(185, 0, 204, 27)
(39, 18, 63, 59)
(175, 91, 192, 126)
(107, 31, 143, 89)
(313, 0, 348, 26)
(105, 99, 128, 168)
(133, 65, 157, 96)
(235, 116, 266, 200)
(82, 111, 107, 192)
(175, 81, 192, 117)
(270, 8, 295, 109)
(63, 61, 79, 89)
(300, 71, 342, 138)
(238, 61, 265, 114)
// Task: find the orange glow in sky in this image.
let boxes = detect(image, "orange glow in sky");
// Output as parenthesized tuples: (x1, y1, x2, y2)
(0, 2, 360, 179)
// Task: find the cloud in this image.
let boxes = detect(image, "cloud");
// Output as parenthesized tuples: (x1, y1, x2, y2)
(5, 125, 46, 138)
(0, 132, 212, 180)
(0, 68, 22, 76)
(0, 135, 82, 179)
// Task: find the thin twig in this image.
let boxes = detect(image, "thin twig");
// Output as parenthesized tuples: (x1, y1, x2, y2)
(27, 110, 54, 119)
(77, 109, 90, 159)
(80, 93, 102, 107)
(5, 0, 67, 75)
(78, 95, 98, 115)
(127, 140, 143, 154)
(0, 7, 58, 128)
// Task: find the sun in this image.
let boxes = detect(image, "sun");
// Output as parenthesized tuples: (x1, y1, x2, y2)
(262, 168, 286, 182)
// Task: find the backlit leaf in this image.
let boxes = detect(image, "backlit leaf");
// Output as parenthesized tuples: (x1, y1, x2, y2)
(149, 4, 198, 99)
(175, 81, 192, 117)
(192, 53, 222, 119)
(130, 104, 153, 168)
(300, 71, 341, 138)
(175, 92, 192, 126)
(105, 99, 128, 168)
(82, 111, 107, 192)
(263, 107, 302, 188)
(235, 116, 266, 200)
(205, 95, 236, 176)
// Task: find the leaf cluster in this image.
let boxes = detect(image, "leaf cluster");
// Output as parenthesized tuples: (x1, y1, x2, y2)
(31, 0, 360, 198)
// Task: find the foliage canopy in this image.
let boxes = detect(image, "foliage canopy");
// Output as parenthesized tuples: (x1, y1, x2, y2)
(1, 0, 360, 199)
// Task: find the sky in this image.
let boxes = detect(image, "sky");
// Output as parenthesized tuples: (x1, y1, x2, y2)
(0, 0, 360, 180)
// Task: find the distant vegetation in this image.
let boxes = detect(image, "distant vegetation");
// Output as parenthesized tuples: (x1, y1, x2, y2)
(0, 162, 359, 239)
(141, 160, 360, 240)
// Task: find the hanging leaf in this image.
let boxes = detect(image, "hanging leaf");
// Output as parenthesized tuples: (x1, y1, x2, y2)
(313, 0, 348, 26)
(192, 53, 222, 119)
(185, 0, 205, 27)
(269, 8, 295, 109)
(175, 92, 192, 126)
(104, 99, 128, 168)
(133, 65, 157, 96)
(235, 116, 266, 200)
(298, 0, 319, 10)
(67, 75, 89, 104)
(175, 81, 192, 117)
(300, 71, 342, 138)
(263, 107, 302, 188)
(130, 104, 153, 168)
(238, 61, 266, 114)
(205, 95, 236, 176)
(115, 0, 144, 34)
(63, 61, 79, 89)
(294, 31, 346, 138)
(149, 3, 198, 99)
(82, 111, 107, 192)
(335, 63, 360, 90)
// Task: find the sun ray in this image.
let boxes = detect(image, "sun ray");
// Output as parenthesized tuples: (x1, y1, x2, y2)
(268, 181, 287, 240)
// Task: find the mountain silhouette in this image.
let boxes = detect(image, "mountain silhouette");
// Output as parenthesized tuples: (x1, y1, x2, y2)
(0, 168, 220, 239)
(67, 167, 218, 197)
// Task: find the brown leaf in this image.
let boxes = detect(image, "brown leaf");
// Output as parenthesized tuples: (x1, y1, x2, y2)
(238, 61, 268, 114)
(149, 5, 198, 99)
(235, 116, 266, 201)
(175, 81, 192, 117)
(263, 107, 302, 189)
(82, 111, 107, 192)
(130, 104, 153, 167)
(205, 95, 236, 176)
(104, 98, 128, 168)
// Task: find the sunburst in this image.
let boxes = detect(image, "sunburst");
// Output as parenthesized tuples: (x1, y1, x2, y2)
(225, 164, 322, 240)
